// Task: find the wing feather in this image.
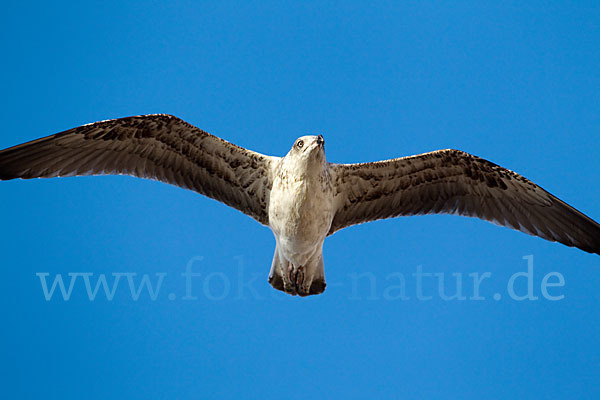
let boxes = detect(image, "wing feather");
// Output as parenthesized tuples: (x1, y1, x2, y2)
(329, 149, 600, 255)
(0, 114, 276, 225)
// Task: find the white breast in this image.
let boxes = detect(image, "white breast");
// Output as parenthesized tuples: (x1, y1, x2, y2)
(268, 170, 334, 266)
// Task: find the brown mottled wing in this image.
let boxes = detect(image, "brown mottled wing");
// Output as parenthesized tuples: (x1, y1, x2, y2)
(329, 149, 600, 255)
(0, 114, 276, 225)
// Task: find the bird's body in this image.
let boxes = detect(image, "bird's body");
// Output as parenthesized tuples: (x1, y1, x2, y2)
(269, 138, 332, 259)
(1, 114, 599, 296)
(268, 135, 334, 294)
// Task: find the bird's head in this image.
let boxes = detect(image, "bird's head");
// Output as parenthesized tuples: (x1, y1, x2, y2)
(282, 135, 326, 175)
(287, 134, 325, 161)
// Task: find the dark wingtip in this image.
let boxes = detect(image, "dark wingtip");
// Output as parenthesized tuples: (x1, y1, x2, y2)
(581, 245, 600, 256)
(557, 236, 600, 256)
(0, 160, 27, 180)
(0, 167, 18, 181)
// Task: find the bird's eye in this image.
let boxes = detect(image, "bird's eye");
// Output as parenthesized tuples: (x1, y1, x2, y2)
(296, 140, 304, 149)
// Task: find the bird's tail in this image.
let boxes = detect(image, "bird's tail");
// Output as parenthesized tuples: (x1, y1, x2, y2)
(268, 246, 326, 297)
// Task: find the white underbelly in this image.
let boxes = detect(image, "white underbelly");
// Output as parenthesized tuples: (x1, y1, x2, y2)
(268, 180, 333, 265)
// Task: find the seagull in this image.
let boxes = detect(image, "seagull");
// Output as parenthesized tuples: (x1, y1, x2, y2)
(1, 114, 599, 296)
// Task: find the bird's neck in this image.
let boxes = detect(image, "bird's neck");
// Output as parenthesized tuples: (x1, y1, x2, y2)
(279, 161, 328, 187)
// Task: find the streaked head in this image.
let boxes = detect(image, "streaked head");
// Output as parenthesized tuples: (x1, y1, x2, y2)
(288, 134, 325, 160)
(280, 135, 326, 177)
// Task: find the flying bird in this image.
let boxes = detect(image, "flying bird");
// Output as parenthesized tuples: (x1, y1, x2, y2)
(1, 114, 599, 296)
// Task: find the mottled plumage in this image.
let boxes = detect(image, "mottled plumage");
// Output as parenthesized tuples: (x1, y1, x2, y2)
(1, 114, 599, 296)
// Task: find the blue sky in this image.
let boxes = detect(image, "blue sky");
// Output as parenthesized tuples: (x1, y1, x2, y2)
(1, 1, 599, 399)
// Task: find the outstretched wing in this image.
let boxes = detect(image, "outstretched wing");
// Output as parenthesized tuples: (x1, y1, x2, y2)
(329, 149, 600, 255)
(0, 114, 277, 225)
